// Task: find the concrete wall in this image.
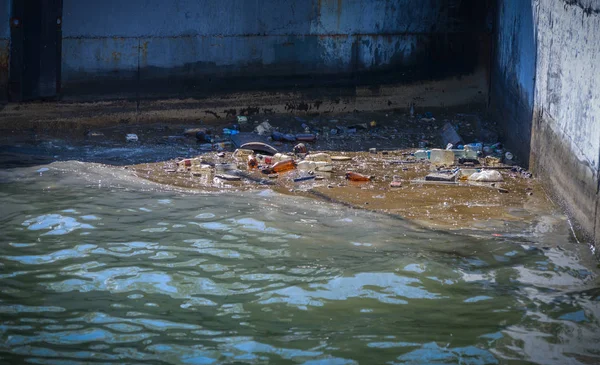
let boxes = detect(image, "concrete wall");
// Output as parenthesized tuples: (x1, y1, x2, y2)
(530, 0, 600, 247)
(489, 0, 536, 165)
(493, 0, 600, 248)
(60, 0, 491, 98)
(0, 0, 10, 101)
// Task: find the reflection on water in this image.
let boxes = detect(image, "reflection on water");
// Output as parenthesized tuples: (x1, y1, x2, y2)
(0, 162, 599, 364)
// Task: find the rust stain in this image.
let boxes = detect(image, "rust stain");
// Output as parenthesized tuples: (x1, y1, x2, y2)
(139, 41, 149, 64)
(111, 51, 122, 62)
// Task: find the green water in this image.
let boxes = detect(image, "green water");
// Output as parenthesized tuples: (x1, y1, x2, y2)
(0, 162, 599, 364)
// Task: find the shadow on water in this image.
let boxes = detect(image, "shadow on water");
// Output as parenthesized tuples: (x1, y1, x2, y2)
(0, 161, 598, 364)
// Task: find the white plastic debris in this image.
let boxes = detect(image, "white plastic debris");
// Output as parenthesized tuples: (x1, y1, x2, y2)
(126, 134, 138, 142)
(254, 121, 273, 136)
(468, 170, 503, 182)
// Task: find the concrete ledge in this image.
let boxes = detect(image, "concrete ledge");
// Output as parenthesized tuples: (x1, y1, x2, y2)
(0, 70, 487, 132)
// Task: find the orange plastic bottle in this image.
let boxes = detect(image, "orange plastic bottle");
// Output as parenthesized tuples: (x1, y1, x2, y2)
(248, 155, 258, 169)
(272, 159, 297, 173)
(345, 171, 371, 181)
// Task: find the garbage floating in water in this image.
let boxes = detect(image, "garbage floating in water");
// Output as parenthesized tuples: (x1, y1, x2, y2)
(126, 134, 139, 142)
(346, 171, 372, 182)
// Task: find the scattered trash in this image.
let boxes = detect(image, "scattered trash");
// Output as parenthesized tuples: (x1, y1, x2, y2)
(297, 161, 333, 172)
(331, 156, 353, 161)
(465, 143, 483, 152)
(216, 174, 241, 181)
(441, 123, 461, 146)
(296, 134, 316, 142)
(257, 153, 292, 164)
(184, 128, 206, 137)
(215, 163, 236, 172)
(196, 130, 213, 143)
(237, 116, 249, 124)
(126, 134, 139, 142)
(272, 131, 296, 142)
(305, 153, 332, 163)
(484, 156, 502, 167)
(212, 141, 232, 151)
(247, 155, 258, 169)
(413, 150, 429, 159)
(390, 180, 402, 188)
(429, 149, 455, 166)
(346, 172, 372, 181)
(459, 168, 480, 179)
(255, 121, 273, 136)
(233, 149, 254, 161)
(293, 143, 308, 155)
(468, 170, 504, 182)
(369, 148, 377, 154)
(504, 152, 514, 161)
(270, 160, 296, 173)
(294, 176, 316, 183)
(179, 159, 192, 167)
(426, 172, 458, 182)
(240, 142, 278, 155)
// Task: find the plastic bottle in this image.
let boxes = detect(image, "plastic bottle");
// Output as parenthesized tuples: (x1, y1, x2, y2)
(465, 143, 483, 152)
(314, 162, 333, 172)
(272, 131, 296, 142)
(298, 161, 333, 172)
(247, 155, 258, 169)
(345, 171, 372, 181)
(272, 159, 296, 173)
(295, 134, 316, 142)
(298, 161, 315, 171)
(233, 148, 254, 161)
(304, 153, 332, 163)
(429, 149, 455, 165)
(413, 150, 429, 159)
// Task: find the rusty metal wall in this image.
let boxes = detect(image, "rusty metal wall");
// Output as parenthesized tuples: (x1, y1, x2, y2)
(0, 0, 10, 101)
(60, 0, 491, 98)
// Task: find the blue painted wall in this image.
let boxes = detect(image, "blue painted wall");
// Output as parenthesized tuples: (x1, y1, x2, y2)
(0, 0, 9, 40)
(490, 0, 536, 165)
(0, 0, 10, 101)
(60, 0, 491, 97)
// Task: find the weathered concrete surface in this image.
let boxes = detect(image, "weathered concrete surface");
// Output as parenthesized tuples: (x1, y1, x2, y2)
(529, 0, 600, 248)
(490, 0, 536, 166)
(0, 71, 487, 132)
(60, 0, 492, 99)
(0, 0, 10, 101)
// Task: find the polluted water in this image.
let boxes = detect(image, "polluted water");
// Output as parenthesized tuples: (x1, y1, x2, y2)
(0, 161, 599, 365)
